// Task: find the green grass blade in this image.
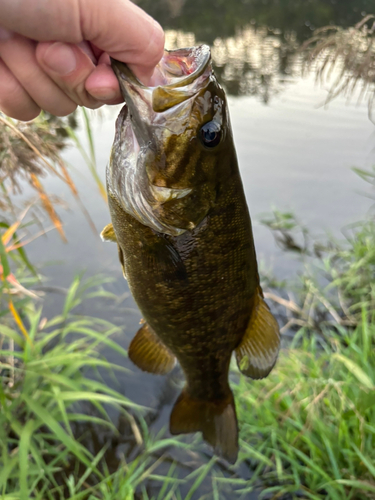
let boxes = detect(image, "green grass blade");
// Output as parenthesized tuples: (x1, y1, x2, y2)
(0, 232, 10, 279)
(184, 458, 216, 500)
(333, 353, 374, 389)
(22, 395, 99, 475)
(19, 420, 36, 500)
(352, 444, 375, 478)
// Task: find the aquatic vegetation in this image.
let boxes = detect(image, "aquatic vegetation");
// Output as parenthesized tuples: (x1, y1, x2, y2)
(0, 112, 76, 240)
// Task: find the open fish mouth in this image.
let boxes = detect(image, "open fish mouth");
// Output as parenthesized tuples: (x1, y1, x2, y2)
(111, 45, 212, 113)
(107, 45, 216, 237)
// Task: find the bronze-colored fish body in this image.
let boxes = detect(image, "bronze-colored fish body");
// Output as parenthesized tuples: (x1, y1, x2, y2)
(103, 46, 280, 463)
(108, 155, 256, 394)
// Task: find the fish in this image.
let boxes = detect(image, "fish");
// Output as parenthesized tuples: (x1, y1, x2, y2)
(101, 45, 280, 463)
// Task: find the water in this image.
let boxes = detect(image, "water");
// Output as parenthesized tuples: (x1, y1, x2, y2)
(11, 1, 375, 497)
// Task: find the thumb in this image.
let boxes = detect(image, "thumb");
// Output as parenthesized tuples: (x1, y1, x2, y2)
(0, 0, 165, 84)
(80, 0, 165, 83)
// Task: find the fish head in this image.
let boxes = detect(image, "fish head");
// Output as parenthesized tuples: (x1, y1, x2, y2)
(108, 45, 234, 236)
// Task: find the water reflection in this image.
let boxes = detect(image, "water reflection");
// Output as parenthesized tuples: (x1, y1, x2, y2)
(165, 27, 298, 102)
(136, 0, 374, 45)
(138, 0, 374, 101)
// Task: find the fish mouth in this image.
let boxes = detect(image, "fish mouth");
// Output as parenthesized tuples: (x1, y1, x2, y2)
(111, 45, 212, 117)
(107, 46, 214, 236)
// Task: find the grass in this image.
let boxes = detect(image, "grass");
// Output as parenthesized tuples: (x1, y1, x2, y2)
(260, 166, 375, 333)
(3, 180, 374, 499)
(233, 313, 375, 499)
(1, 274, 134, 498)
(1, 26, 375, 496)
(232, 164, 375, 499)
(0, 273, 202, 499)
(0, 108, 106, 241)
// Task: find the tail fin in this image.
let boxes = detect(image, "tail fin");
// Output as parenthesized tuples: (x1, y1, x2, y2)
(169, 389, 238, 464)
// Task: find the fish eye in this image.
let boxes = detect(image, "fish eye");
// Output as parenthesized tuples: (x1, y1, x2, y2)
(200, 121, 222, 148)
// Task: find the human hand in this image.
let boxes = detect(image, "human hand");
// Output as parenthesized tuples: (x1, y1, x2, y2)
(0, 0, 164, 121)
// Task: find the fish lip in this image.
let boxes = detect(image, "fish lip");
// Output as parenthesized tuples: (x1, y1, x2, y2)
(111, 45, 212, 142)
(110, 45, 211, 92)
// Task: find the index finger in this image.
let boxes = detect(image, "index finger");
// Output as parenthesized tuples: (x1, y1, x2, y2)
(0, 0, 165, 84)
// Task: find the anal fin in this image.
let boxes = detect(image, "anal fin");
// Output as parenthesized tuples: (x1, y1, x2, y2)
(235, 286, 280, 379)
(170, 389, 238, 464)
(128, 323, 176, 375)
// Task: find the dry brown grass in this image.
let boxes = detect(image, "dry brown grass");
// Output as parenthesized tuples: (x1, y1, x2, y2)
(302, 15, 375, 114)
(0, 111, 98, 239)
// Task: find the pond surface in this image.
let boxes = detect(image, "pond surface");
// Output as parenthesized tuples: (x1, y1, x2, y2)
(17, 0, 375, 497)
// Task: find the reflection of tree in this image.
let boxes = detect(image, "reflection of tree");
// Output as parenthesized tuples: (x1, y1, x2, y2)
(212, 28, 299, 102)
(136, 0, 374, 101)
(135, 0, 373, 45)
(165, 27, 299, 101)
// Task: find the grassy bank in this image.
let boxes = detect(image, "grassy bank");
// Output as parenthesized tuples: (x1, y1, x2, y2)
(1, 179, 374, 499)
(0, 275, 200, 499)
(234, 316, 375, 499)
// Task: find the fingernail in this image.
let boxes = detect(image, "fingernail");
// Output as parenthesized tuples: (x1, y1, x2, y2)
(77, 41, 97, 63)
(43, 42, 77, 75)
(0, 27, 12, 41)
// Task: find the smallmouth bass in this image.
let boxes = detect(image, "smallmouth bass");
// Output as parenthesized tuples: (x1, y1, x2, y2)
(102, 45, 280, 463)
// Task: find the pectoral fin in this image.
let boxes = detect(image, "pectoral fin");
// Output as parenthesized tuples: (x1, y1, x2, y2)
(128, 323, 176, 375)
(235, 287, 280, 379)
(100, 223, 117, 242)
(146, 235, 188, 282)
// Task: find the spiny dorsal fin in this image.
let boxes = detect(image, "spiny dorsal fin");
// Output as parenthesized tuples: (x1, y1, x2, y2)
(235, 287, 280, 379)
(100, 223, 117, 242)
(170, 389, 238, 464)
(128, 323, 176, 375)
